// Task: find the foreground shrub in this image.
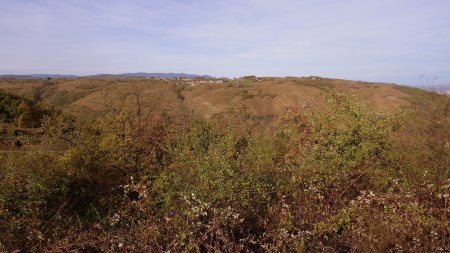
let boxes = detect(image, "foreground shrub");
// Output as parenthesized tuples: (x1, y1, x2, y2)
(1, 91, 449, 252)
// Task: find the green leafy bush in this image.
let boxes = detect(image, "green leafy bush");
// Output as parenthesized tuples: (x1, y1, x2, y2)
(0, 91, 449, 252)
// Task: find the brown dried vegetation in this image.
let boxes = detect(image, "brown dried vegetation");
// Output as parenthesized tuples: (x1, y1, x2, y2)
(0, 77, 449, 252)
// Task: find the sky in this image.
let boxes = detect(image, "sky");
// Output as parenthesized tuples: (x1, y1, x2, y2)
(0, 0, 449, 86)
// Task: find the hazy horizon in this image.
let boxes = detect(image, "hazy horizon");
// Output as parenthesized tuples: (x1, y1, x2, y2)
(1, 0, 449, 86)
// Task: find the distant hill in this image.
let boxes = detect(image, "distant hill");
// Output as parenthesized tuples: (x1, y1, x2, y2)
(0, 75, 35, 79)
(0, 72, 213, 79)
(113, 72, 213, 78)
(0, 74, 79, 79)
(30, 74, 80, 78)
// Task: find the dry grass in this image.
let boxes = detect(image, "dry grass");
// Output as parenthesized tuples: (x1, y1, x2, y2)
(0, 76, 415, 126)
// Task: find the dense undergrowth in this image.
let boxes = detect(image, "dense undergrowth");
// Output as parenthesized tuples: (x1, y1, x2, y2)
(0, 91, 449, 252)
(0, 90, 51, 128)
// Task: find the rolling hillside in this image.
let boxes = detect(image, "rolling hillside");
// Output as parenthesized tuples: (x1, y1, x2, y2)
(1, 75, 449, 252)
(0, 76, 421, 122)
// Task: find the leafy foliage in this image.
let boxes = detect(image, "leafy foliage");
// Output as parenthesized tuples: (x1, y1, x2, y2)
(0, 90, 449, 252)
(0, 90, 51, 128)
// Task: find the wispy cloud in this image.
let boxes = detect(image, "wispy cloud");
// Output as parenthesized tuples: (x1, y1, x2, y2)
(1, 0, 449, 85)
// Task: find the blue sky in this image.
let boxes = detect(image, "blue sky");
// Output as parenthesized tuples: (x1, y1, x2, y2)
(0, 0, 449, 85)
